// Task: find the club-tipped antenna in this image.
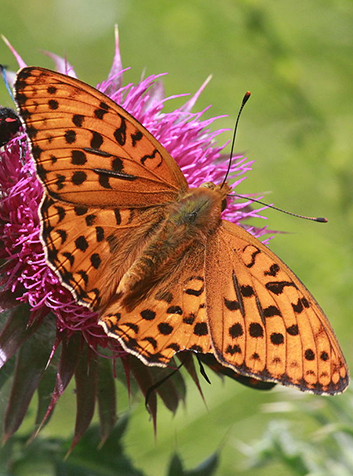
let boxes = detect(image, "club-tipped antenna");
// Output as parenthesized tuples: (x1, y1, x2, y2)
(222, 92, 326, 224)
(231, 193, 327, 223)
(221, 91, 251, 189)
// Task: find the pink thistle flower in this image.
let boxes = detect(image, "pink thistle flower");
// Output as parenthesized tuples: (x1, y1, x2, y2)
(0, 30, 269, 447)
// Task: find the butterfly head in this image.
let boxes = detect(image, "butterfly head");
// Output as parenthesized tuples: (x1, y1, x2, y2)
(199, 181, 231, 212)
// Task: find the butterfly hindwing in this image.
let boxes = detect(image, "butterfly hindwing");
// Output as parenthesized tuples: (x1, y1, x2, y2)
(205, 220, 348, 395)
(41, 195, 166, 309)
(197, 353, 276, 390)
(99, 242, 212, 365)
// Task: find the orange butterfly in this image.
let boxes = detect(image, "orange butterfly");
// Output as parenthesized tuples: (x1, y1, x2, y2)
(14, 67, 348, 395)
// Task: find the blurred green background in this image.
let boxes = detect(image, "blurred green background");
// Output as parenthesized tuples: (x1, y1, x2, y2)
(1, 0, 353, 475)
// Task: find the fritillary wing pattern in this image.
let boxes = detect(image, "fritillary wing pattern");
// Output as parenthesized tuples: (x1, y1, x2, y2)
(14, 66, 349, 396)
(100, 242, 213, 366)
(15, 67, 187, 208)
(205, 220, 348, 395)
(14, 67, 188, 309)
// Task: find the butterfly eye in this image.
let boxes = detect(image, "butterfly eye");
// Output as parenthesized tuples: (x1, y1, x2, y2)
(221, 198, 227, 211)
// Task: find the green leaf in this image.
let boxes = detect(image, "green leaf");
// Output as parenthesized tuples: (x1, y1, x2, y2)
(168, 451, 219, 476)
(58, 418, 145, 476)
(187, 452, 219, 476)
(167, 453, 185, 476)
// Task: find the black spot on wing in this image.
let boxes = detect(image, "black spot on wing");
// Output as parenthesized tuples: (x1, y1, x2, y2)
(305, 349, 315, 361)
(244, 246, 260, 268)
(90, 253, 101, 269)
(193, 322, 208, 336)
(292, 297, 310, 313)
(266, 281, 296, 295)
(74, 205, 88, 216)
(141, 309, 156, 321)
(224, 298, 240, 311)
(91, 131, 103, 149)
(158, 322, 173, 335)
(94, 103, 109, 119)
(167, 305, 182, 315)
(114, 115, 127, 145)
(55, 174, 66, 190)
(263, 305, 282, 317)
(47, 85, 57, 95)
(54, 205, 66, 222)
(48, 99, 59, 110)
(72, 171, 87, 186)
(226, 344, 241, 355)
(249, 322, 264, 338)
(229, 322, 243, 338)
(286, 324, 299, 336)
(65, 130, 76, 144)
(95, 226, 104, 242)
(131, 130, 143, 147)
(167, 343, 180, 352)
(185, 286, 204, 297)
(264, 264, 280, 277)
(140, 149, 162, 167)
(114, 209, 121, 225)
(241, 285, 254, 297)
(56, 229, 67, 244)
(72, 114, 84, 127)
(71, 150, 87, 165)
(270, 332, 284, 345)
(62, 252, 74, 266)
(183, 314, 196, 325)
(142, 336, 158, 349)
(85, 214, 96, 226)
(75, 235, 89, 252)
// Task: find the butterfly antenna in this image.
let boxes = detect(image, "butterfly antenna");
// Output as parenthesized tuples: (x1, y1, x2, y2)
(221, 91, 251, 189)
(0, 65, 15, 101)
(230, 193, 328, 223)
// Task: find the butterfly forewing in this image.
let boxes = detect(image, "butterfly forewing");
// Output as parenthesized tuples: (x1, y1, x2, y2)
(15, 67, 188, 208)
(14, 66, 187, 310)
(205, 220, 348, 395)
